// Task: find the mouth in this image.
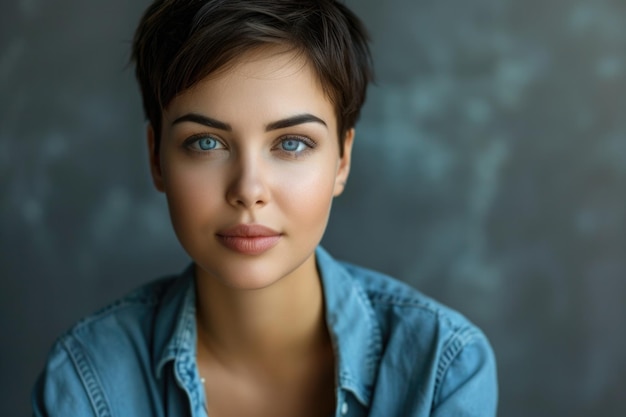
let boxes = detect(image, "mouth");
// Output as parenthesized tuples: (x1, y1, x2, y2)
(216, 224, 282, 255)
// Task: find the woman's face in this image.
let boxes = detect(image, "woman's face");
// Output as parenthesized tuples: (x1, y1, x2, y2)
(149, 47, 353, 290)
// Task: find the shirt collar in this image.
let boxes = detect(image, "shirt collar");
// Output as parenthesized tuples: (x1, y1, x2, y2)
(316, 246, 382, 407)
(152, 247, 382, 407)
(153, 264, 197, 379)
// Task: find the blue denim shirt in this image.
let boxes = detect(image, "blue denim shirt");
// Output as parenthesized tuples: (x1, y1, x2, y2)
(32, 247, 498, 416)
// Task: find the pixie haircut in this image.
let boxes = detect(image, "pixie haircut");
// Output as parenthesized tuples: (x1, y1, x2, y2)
(131, 0, 373, 155)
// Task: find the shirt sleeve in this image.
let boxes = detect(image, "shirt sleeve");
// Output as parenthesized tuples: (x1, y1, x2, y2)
(431, 328, 498, 417)
(32, 337, 99, 417)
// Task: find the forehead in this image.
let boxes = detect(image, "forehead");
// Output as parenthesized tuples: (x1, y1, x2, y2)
(164, 46, 337, 132)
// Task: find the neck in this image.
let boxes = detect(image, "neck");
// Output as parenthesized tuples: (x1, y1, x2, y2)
(194, 254, 330, 368)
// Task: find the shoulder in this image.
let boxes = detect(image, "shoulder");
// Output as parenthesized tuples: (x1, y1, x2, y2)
(32, 273, 184, 417)
(50, 272, 183, 360)
(57, 275, 178, 352)
(339, 260, 498, 414)
(339, 260, 477, 334)
(341, 259, 492, 352)
(73, 275, 175, 330)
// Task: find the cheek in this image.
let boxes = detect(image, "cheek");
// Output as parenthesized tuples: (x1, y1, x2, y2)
(273, 160, 337, 223)
(162, 160, 224, 229)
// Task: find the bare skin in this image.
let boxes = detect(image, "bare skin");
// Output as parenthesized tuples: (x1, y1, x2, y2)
(195, 256, 337, 417)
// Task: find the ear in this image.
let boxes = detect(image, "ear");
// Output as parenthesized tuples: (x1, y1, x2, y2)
(147, 124, 165, 193)
(333, 128, 354, 197)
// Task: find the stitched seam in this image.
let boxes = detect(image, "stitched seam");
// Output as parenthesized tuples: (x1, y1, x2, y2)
(432, 326, 480, 402)
(61, 335, 112, 417)
(369, 292, 442, 311)
(354, 282, 382, 405)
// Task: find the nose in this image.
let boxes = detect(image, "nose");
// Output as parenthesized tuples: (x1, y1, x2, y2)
(225, 154, 270, 209)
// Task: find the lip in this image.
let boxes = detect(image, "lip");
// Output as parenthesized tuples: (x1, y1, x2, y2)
(216, 224, 282, 255)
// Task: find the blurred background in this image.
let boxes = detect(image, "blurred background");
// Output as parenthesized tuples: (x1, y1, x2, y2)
(1, 0, 625, 416)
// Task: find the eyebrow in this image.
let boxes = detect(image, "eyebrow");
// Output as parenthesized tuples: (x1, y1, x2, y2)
(265, 114, 327, 131)
(171, 113, 327, 131)
(172, 114, 231, 131)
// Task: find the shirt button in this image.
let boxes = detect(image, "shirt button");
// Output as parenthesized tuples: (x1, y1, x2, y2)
(341, 402, 349, 415)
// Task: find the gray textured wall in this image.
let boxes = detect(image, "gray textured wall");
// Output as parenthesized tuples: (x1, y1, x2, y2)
(1, 0, 625, 416)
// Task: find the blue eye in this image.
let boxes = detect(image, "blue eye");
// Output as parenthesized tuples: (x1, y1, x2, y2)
(198, 137, 218, 150)
(280, 138, 307, 152)
(185, 135, 224, 153)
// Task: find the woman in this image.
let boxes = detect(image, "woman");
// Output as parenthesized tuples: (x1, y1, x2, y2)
(32, 1, 498, 416)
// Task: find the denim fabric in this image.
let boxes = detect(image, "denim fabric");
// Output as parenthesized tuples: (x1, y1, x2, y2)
(32, 247, 498, 416)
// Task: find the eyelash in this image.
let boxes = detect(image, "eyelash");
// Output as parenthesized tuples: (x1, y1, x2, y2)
(183, 133, 225, 153)
(274, 135, 317, 156)
(182, 134, 317, 157)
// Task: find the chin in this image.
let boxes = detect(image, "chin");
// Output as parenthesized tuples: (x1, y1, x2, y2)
(194, 255, 294, 291)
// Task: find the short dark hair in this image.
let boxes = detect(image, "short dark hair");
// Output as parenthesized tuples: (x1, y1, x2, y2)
(131, 0, 373, 155)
